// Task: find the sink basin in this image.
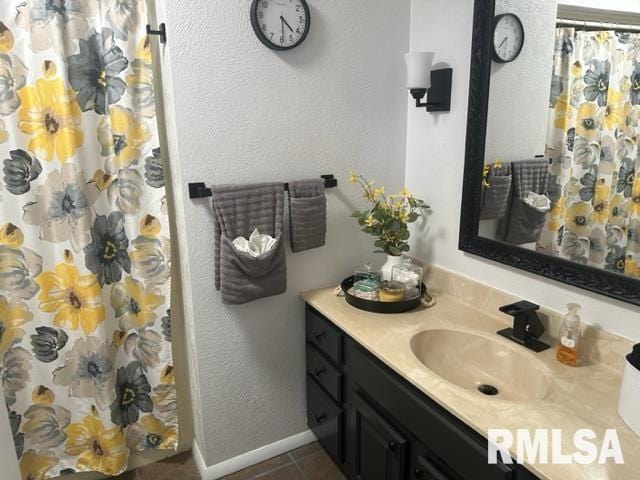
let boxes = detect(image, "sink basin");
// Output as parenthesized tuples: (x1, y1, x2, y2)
(410, 329, 552, 402)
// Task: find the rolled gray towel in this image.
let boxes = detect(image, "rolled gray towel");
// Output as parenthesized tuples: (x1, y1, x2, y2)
(213, 182, 286, 304)
(288, 179, 326, 253)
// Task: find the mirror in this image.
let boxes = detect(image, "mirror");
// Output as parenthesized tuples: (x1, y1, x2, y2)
(461, 0, 640, 305)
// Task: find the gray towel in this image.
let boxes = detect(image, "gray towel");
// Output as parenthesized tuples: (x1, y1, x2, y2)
(500, 159, 549, 244)
(480, 164, 512, 220)
(287, 179, 327, 253)
(213, 183, 287, 304)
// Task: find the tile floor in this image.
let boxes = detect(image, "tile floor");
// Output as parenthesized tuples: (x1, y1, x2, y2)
(111, 442, 346, 480)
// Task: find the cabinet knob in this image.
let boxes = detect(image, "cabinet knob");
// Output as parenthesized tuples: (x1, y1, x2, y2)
(388, 441, 396, 451)
(314, 367, 326, 377)
(314, 331, 326, 342)
(414, 468, 424, 479)
(315, 413, 327, 424)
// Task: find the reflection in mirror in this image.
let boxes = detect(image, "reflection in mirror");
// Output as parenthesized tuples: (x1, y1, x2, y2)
(479, 0, 640, 280)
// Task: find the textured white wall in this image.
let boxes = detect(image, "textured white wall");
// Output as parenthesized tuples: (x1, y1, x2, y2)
(406, 0, 640, 341)
(158, 0, 410, 466)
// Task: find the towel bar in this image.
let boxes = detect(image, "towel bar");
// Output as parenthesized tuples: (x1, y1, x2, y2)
(188, 175, 338, 199)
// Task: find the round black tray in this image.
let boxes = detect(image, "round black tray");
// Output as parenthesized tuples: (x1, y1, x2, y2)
(341, 276, 425, 314)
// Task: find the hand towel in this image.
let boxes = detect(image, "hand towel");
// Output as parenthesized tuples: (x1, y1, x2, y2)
(480, 163, 512, 220)
(287, 179, 327, 253)
(213, 182, 286, 304)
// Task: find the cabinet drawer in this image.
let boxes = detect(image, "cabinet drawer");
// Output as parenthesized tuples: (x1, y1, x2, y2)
(306, 307, 343, 366)
(307, 376, 344, 465)
(352, 346, 513, 480)
(307, 345, 343, 403)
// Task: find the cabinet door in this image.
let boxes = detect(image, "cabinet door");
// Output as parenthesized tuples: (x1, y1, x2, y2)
(353, 394, 407, 480)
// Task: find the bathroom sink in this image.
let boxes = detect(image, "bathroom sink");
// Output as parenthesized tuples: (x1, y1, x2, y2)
(410, 329, 552, 402)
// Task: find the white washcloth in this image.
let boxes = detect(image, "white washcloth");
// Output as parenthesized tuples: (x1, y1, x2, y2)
(233, 228, 277, 258)
(524, 191, 551, 212)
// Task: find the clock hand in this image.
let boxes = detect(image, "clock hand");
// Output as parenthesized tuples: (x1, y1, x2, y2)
(498, 37, 508, 49)
(281, 16, 284, 43)
(281, 15, 294, 32)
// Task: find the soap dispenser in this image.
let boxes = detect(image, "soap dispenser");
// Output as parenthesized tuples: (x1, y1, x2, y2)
(556, 303, 581, 366)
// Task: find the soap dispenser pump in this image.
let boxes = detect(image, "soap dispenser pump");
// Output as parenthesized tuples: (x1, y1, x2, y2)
(556, 303, 582, 366)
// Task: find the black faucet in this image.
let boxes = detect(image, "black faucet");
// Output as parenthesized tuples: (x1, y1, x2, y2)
(497, 301, 551, 353)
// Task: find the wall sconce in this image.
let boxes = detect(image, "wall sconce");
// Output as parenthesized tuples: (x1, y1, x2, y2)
(405, 52, 453, 113)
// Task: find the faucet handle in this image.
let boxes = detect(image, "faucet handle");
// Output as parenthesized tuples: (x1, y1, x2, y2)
(499, 300, 539, 316)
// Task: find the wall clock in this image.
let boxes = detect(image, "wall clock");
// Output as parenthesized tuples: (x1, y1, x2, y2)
(492, 13, 525, 63)
(251, 0, 311, 51)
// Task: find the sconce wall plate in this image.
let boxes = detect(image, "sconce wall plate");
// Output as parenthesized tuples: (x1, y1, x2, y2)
(410, 68, 453, 113)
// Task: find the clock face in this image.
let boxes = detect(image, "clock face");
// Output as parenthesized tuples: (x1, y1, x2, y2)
(251, 0, 310, 51)
(492, 14, 525, 63)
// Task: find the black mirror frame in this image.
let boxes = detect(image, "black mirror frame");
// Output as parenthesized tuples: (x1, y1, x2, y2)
(459, 0, 640, 306)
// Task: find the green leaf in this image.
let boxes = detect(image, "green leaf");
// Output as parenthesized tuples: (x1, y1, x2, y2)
(351, 211, 362, 218)
(400, 243, 410, 252)
(374, 240, 388, 247)
(398, 229, 410, 241)
(388, 246, 401, 256)
(408, 213, 419, 222)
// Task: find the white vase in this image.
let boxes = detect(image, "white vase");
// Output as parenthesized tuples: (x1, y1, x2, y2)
(381, 255, 403, 281)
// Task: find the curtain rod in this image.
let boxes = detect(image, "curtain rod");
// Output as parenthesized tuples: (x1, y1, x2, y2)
(557, 18, 640, 33)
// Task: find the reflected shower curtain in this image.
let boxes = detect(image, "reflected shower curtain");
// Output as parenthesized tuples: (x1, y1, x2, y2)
(537, 28, 640, 278)
(0, 1, 177, 478)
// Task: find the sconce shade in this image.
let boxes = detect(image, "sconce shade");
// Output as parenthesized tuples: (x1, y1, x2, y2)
(405, 52, 435, 89)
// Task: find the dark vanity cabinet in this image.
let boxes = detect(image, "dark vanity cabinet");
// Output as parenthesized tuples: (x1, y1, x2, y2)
(305, 304, 538, 480)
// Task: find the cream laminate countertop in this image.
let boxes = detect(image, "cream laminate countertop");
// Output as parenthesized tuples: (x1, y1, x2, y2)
(301, 288, 640, 480)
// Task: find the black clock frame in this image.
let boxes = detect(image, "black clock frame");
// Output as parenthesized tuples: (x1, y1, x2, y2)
(459, 0, 640, 306)
(250, 0, 311, 51)
(491, 13, 525, 63)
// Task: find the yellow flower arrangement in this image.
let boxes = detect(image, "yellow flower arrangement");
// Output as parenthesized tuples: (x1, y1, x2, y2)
(65, 413, 127, 476)
(350, 173, 429, 256)
(36, 262, 105, 335)
(18, 61, 83, 162)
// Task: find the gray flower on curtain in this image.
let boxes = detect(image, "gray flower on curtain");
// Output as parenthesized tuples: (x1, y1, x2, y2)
(53, 337, 116, 410)
(631, 63, 640, 105)
(584, 60, 610, 106)
(9, 409, 24, 458)
(124, 329, 163, 370)
(144, 148, 164, 188)
(23, 400, 72, 448)
(0, 229, 43, 301)
(605, 245, 626, 272)
(2, 149, 42, 195)
(566, 128, 575, 152)
(161, 310, 171, 342)
(105, 0, 146, 41)
(67, 28, 128, 115)
(108, 168, 144, 215)
(617, 158, 635, 197)
(578, 166, 599, 202)
(84, 212, 131, 286)
(110, 361, 153, 428)
(0, 52, 27, 115)
(1, 346, 32, 406)
(30, 326, 68, 363)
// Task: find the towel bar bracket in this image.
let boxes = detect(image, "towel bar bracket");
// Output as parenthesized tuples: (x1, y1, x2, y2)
(188, 175, 338, 200)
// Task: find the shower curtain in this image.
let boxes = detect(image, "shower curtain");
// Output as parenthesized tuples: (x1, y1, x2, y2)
(0, 1, 177, 478)
(537, 28, 640, 278)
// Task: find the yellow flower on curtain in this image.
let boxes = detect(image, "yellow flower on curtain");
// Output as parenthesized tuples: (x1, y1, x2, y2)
(565, 202, 593, 236)
(98, 105, 151, 172)
(547, 196, 566, 232)
(593, 184, 611, 224)
(625, 258, 640, 278)
(110, 276, 163, 330)
(0, 21, 14, 52)
(17, 61, 83, 162)
(36, 262, 105, 335)
(604, 91, 629, 131)
(65, 414, 127, 476)
(19, 449, 59, 480)
(553, 94, 574, 129)
(576, 103, 602, 140)
(609, 195, 629, 227)
(126, 414, 177, 451)
(0, 119, 8, 143)
(630, 178, 640, 217)
(0, 296, 32, 354)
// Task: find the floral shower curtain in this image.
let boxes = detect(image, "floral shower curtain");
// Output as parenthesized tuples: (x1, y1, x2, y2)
(0, 1, 177, 478)
(537, 28, 640, 278)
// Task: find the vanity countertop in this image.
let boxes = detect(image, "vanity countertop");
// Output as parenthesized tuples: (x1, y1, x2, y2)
(301, 287, 640, 480)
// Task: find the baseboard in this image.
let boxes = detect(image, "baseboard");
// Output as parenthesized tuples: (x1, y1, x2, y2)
(193, 430, 317, 480)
